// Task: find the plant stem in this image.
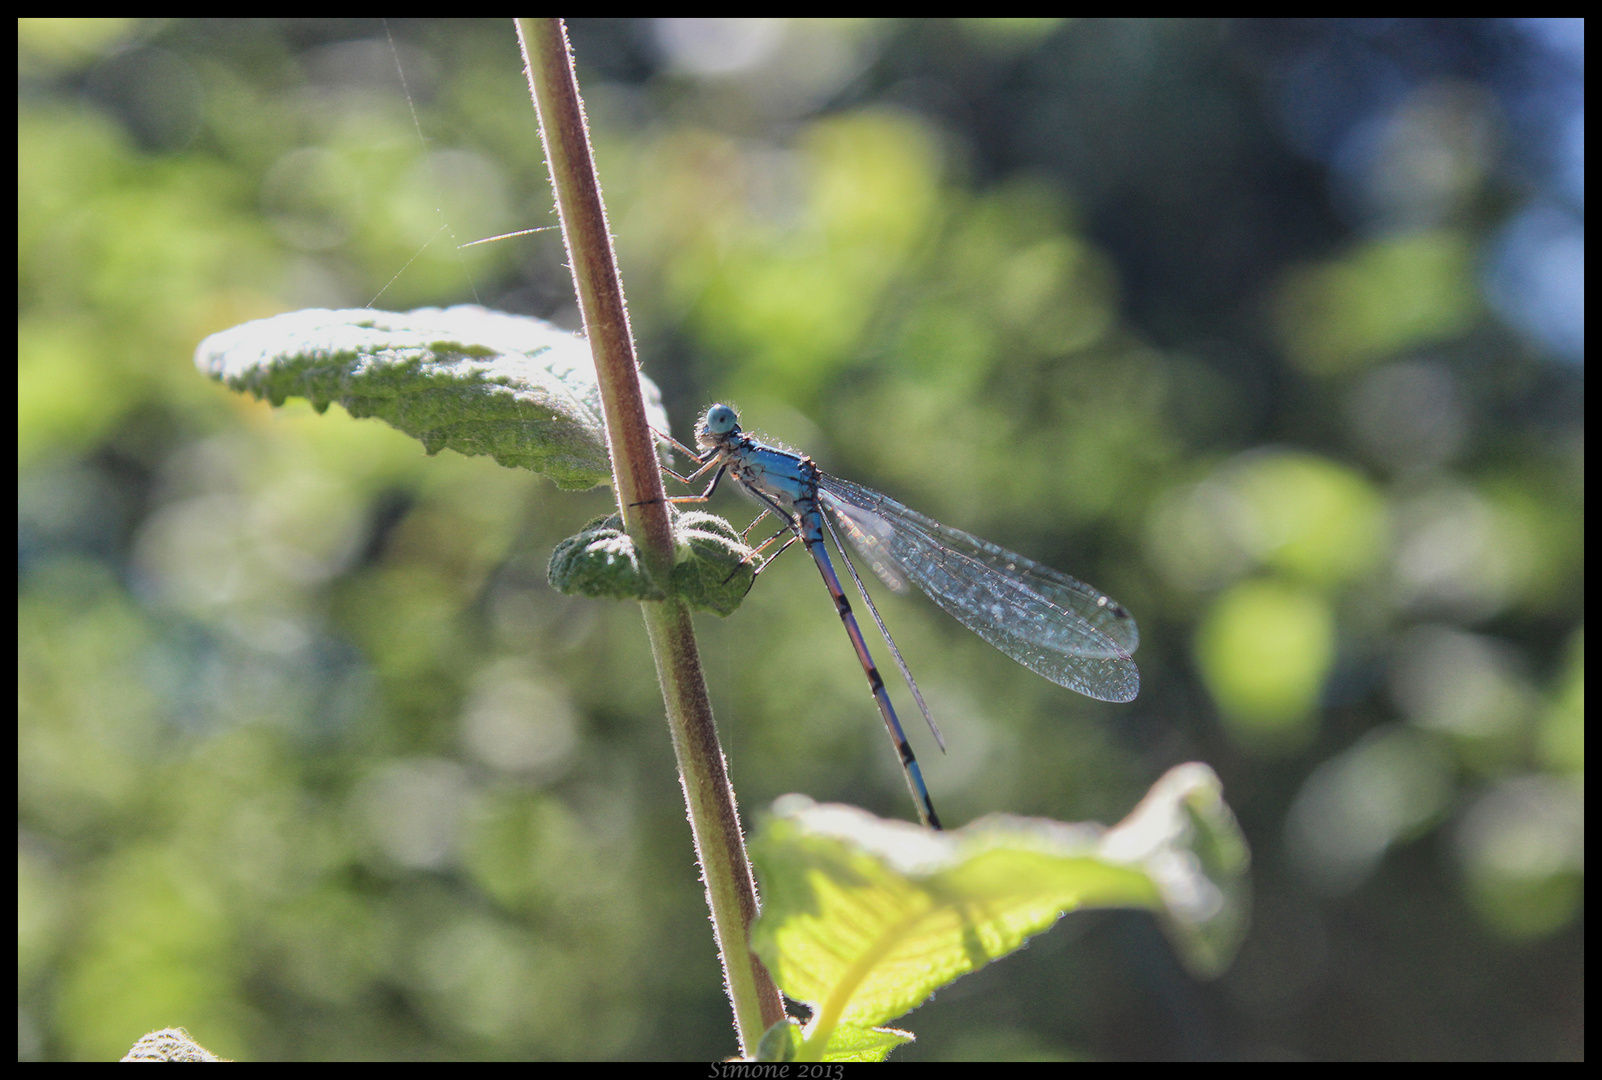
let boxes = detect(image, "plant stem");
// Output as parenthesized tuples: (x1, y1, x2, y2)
(516, 18, 786, 1057)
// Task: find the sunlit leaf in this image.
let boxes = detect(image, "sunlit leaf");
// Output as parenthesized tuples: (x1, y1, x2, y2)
(195, 305, 669, 490)
(750, 764, 1249, 1061)
(755, 1013, 914, 1064)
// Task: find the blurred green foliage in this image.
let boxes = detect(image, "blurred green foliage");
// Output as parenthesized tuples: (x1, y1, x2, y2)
(18, 18, 1582, 1061)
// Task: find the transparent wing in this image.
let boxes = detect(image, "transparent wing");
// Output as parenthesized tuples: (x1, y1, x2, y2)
(819, 473, 1140, 703)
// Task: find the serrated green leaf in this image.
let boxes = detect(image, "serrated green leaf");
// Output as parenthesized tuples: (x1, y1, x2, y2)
(547, 514, 665, 603)
(749, 764, 1249, 1060)
(667, 510, 760, 616)
(194, 306, 669, 490)
(754, 1014, 911, 1064)
(547, 510, 759, 616)
(797, 1020, 914, 1063)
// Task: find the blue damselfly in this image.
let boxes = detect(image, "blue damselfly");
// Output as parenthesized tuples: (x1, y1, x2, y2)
(663, 404, 1139, 830)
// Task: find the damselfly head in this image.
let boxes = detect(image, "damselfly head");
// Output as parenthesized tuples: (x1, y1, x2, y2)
(697, 403, 741, 448)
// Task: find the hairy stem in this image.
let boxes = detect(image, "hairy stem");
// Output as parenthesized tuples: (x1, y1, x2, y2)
(516, 18, 786, 1056)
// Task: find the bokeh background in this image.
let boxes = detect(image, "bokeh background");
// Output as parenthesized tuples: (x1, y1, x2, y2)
(18, 18, 1583, 1061)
